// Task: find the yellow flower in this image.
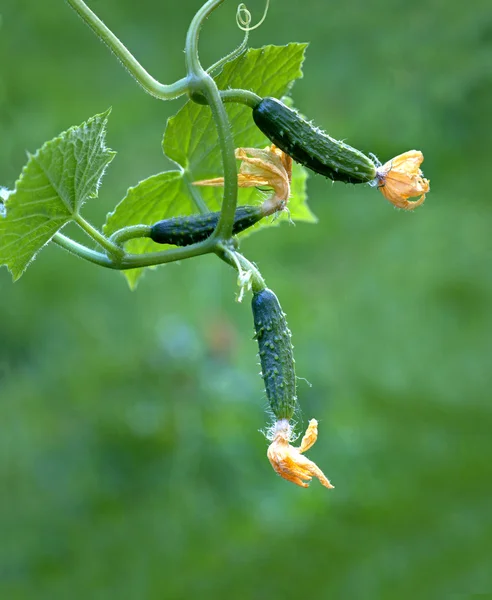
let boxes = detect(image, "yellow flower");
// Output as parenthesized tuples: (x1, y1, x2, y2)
(267, 418, 334, 489)
(194, 145, 292, 215)
(375, 150, 430, 210)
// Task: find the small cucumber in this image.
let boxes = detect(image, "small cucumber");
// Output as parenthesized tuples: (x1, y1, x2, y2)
(252, 97, 377, 184)
(252, 288, 297, 420)
(150, 205, 264, 246)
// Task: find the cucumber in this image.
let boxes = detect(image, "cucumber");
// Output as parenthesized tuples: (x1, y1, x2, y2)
(252, 97, 377, 184)
(150, 205, 263, 246)
(252, 288, 297, 420)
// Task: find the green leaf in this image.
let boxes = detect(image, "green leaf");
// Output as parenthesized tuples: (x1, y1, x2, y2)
(163, 43, 315, 226)
(103, 171, 190, 289)
(0, 110, 115, 280)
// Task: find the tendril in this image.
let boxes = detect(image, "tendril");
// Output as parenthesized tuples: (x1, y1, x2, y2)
(236, 0, 270, 32)
(207, 7, 250, 75)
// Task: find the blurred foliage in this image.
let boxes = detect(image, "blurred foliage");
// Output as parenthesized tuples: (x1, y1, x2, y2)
(1, 0, 491, 598)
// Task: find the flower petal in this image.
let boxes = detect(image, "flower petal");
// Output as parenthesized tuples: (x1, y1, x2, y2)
(267, 418, 334, 489)
(376, 150, 430, 211)
(193, 145, 291, 215)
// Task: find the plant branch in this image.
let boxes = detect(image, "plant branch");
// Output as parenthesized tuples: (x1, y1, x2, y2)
(121, 239, 215, 269)
(217, 245, 266, 294)
(109, 224, 153, 246)
(185, 0, 226, 77)
(74, 214, 125, 260)
(202, 76, 238, 240)
(220, 89, 261, 108)
(65, 0, 189, 100)
(53, 233, 118, 269)
(234, 251, 266, 293)
(53, 231, 216, 271)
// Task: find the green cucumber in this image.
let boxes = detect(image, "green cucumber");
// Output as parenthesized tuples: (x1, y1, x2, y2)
(252, 97, 377, 184)
(150, 205, 263, 246)
(252, 288, 297, 420)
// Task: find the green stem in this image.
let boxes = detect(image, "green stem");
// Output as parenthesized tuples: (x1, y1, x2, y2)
(185, 0, 226, 76)
(235, 252, 266, 293)
(53, 230, 265, 292)
(220, 89, 261, 108)
(53, 233, 118, 269)
(74, 214, 124, 260)
(203, 77, 238, 240)
(110, 224, 153, 246)
(121, 239, 215, 269)
(53, 231, 216, 271)
(218, 245, 266, 293)
(66, 0, 189, 100)
(184, 0, 238, 240)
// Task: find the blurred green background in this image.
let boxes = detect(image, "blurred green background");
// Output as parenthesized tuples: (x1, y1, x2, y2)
(1, 0, 491, 598)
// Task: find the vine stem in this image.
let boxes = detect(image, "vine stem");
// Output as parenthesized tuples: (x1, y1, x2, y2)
(203, 77, 238, 240)
(185, 0, 226, 76)
(234, 251, 266, 293)
(218, 245, 266, 294)
(184, 0, 238, 241)
(54, 231, 268, 294)
(109, 224, 153, 246)
(65, 0, 189, 100)
(53, 231, 216, 270)
(220, 89, 261, 108)
(74, 214, 124, 260)
(53, 233, 118, 269)
(122, 239, 215, 269)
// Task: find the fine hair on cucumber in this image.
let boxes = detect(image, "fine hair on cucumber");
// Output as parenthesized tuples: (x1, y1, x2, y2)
(252, 97, 377, 184)
(252, 287, 297, 420)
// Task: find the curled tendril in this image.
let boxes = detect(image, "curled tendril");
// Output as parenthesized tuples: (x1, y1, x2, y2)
(207, 3, 252, 75)
(236, 0, 270, 32)
(206, 0, 270, 75)
(236, 3, 252, 30)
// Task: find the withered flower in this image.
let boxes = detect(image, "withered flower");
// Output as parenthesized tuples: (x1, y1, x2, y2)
(375, 150, 430, 210)
(194, 145, 292, 215)
(267, 418, 334, 489)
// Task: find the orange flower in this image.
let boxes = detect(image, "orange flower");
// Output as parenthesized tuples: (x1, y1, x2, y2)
(375, 150, 430, 210)
(194, 145, 292, 216)
(267, 418, 334, 489)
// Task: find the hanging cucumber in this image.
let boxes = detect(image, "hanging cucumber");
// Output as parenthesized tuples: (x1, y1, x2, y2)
(252, 287, 297, 420)
(150, 204, 264, 246)
(252, 286, 333, 489)
(252, 97, 377, 184)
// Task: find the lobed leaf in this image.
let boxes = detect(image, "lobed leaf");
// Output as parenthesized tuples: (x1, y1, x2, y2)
(0, 110, 114, 279)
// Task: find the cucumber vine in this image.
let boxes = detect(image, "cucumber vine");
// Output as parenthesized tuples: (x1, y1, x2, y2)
(1, 0, 430, 488)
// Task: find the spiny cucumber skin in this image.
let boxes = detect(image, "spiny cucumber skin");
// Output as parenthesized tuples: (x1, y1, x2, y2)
(252, 288, 297, 420)
(150, 205, 263, 246)
(253, 97, 377, 184)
